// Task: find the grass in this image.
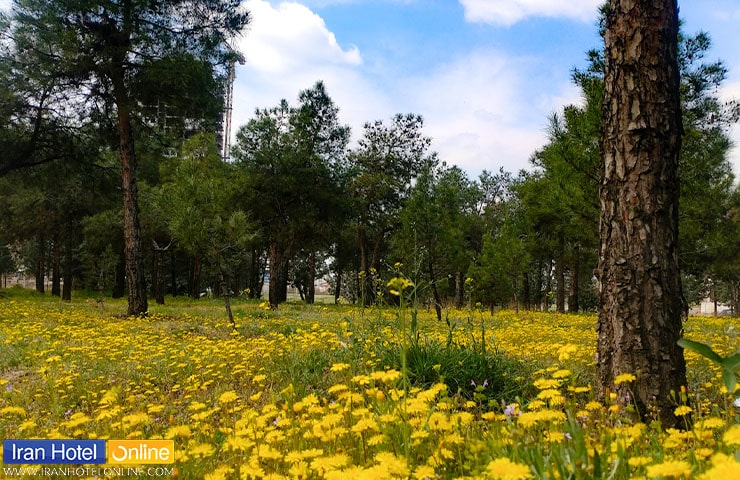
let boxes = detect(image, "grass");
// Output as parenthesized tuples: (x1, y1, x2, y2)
(0, 288, 738, 479)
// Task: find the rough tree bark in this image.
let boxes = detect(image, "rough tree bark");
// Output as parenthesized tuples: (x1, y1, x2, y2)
(596, 0, 686, 427)
(117, 101, 148, 316)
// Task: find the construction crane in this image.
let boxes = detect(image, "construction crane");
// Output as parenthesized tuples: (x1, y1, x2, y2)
(221, 45, 245, 160)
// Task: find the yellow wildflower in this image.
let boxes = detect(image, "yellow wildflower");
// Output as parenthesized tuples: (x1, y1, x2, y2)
(674, 405, 692, 417)
(485, 457, 532, 479)
(218, 390, 239, 404)
(645, 460, 692, 478)
(722, 425, 740, 447)
(165, 425, 192, 439)
(614, 373, 637, 385)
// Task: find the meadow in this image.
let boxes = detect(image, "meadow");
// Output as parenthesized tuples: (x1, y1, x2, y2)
(0, 287, 738, 479)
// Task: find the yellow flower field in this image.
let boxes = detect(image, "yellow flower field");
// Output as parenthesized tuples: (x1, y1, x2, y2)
(0, 291, 738, 479)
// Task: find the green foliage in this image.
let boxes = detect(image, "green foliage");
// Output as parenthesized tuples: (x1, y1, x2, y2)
(232, 81, 351, 305)
(380, 338, 534, 404)
(678, 337, 740, 394)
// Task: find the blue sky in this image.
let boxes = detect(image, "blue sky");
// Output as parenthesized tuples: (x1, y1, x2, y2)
(232, 0, 740, 177)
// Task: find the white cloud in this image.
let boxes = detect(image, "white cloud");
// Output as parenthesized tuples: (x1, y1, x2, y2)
(0, 0, 12, 12)
(230, 1, 578, 176)
(397, 50, 578, 174)
(237, 0, 361, 74)
(459, 0, 601, 26)
(231, 1, 391, 141)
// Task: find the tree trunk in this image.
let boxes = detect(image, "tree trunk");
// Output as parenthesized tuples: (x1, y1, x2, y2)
(218, 267, 235, 328)
(51, 235, 61, 297)
(357, 224, 372, 306)
(428, 258, 442, 322)
(568, 245, 581, 313)
(596, 0, 686, 428)
(268, 240, 289, 308)
(334, 266, 342, 304)
(62, 235, 73, 302)
(35, 233, 45, 294)
(112, 67, 148, 316)
(543, 260, 553, 311)
(555, 255, 565, 313)
(534, 260, 543, 311)
(152, 240, 170, 305)
(306, 250, 316, 304)
(189, 254, 202, 299)
(112, 251, 126, 298)
(169, 250, 178, 297)
(454, 271, 464, 309)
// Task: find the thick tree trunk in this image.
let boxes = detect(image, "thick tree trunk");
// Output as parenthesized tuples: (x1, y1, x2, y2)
(189, 254, 202, 299)
(596, 0, 686, 428)
(112, 67, 148, 316)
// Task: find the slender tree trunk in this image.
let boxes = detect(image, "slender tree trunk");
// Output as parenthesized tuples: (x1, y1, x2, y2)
(152, 240, 170, 305)
(596, 0, 686, 428)
(169, 250, 177, 297)
(35, 233, 45, 294)
(555, 256, 565, 313)
(428, 258, 443, 322)
(306, 250, 316, 304)
(334, 267, 342, 304)
(218, 267, 235, 328)
(568, 245, 581, 313)
(357, 224, 371, 306)
(51, 235, 61, 297)
(534, 260, 543, 311)
(248, 248, 263, 298)
(454, 271, 464, 309)
(523, 271, 531, 311)
(113, 251, 126, 298)
(544, 260, 553, 311)
(189, 254, 202, 299)
(62, 235, 73, 302)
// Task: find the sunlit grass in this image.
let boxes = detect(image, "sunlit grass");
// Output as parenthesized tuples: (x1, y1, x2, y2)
(0, 288, 738, 479)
